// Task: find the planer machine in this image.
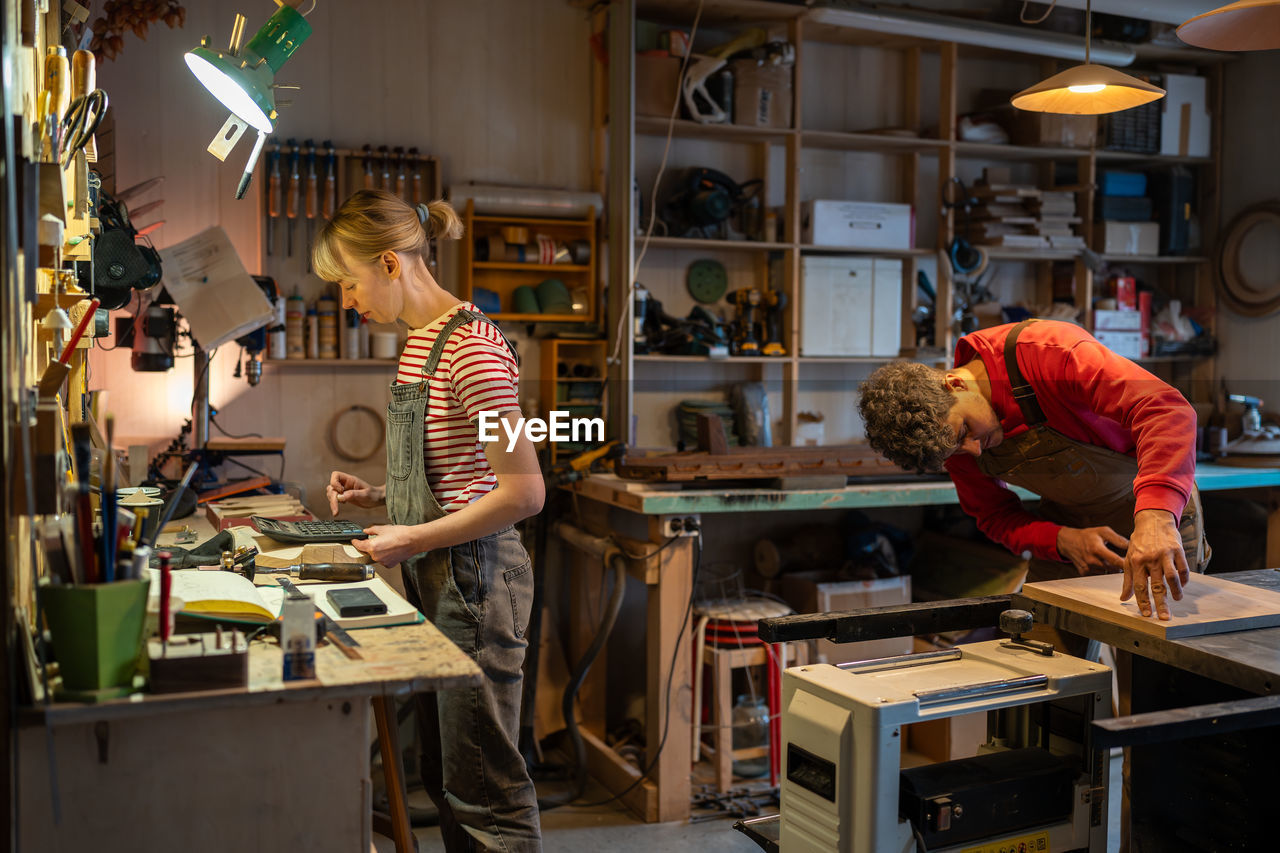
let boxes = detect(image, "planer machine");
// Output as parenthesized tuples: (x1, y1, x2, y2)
(741, 603, 1111, 853)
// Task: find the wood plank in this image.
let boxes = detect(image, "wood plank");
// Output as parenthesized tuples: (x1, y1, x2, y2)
(1021, 573, 1280, 640)
(648, 536, 694, 822)
(580, 727, 658, 822)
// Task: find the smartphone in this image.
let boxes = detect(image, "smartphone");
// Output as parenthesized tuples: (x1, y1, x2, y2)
(326, 587, 387, 618)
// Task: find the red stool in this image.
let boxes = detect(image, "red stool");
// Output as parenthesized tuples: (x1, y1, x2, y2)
(691, 598, 806, 790)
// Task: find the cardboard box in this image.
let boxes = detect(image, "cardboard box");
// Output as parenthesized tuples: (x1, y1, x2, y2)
(730, 57, 793, 129)
(779, 572, 912, 664)
(1008, 112, 1097, 148)
(1094, 221, 1159, 256)
(1095, 330, 1145, 360)
(1160, 73, 1210, 158)
(800, 255, 902, 357)
(801, 200, 914, 250)
(636, 54, 681, 118)
(1093, 309, 1142, 332)
(902, 638, 988, 764)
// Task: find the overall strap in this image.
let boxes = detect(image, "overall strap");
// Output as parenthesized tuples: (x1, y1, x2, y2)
(1004, 319, 1046, 426)
(421, 308, 518, 378)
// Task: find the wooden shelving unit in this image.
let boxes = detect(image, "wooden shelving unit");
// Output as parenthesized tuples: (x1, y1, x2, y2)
(610, 0, 1223, 449)
(539, 339, 607, 463)
(460, 200, 599, 324)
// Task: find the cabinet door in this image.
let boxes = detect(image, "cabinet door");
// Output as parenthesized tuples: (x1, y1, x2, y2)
(870, 258, 903, 358)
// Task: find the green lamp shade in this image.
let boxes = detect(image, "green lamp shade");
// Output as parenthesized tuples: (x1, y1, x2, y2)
(184, 3, 312, 133)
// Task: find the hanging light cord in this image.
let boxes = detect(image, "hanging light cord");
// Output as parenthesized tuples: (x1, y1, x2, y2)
(1085, 0, 1091, 65)
(1020, 1, 1059, 25)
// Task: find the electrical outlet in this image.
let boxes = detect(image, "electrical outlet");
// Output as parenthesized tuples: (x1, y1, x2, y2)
(659, 514, 701, 538)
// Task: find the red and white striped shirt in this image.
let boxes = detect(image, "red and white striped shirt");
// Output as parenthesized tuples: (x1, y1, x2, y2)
(395, 302, 520, 512)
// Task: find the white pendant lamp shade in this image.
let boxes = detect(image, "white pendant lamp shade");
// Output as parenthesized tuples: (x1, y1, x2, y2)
(1012, 64, 1166, 114)
(1177, 1, 1280, 51)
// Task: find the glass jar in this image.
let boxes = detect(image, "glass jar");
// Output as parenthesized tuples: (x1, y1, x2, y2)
(731, 693, 770, 779)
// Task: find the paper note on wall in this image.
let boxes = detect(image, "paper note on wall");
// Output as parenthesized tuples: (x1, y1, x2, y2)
(158, 227, 274, 349)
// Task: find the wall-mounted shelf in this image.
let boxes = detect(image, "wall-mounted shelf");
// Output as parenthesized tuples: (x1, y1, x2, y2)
(264, 359, 398, 368)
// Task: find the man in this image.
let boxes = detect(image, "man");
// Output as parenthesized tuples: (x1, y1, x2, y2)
(859, 318, 1210, 624)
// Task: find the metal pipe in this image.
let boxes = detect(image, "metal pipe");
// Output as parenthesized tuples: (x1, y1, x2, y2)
(553, 520, 615, 560)
(228, 13, 246, 56)
(808, 3, 1136, 66)
(193, 347, 210, 450)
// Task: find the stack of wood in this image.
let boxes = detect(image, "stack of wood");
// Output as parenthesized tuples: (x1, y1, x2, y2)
(206, 493, 312, 531)
(965, 168, 1083, 250)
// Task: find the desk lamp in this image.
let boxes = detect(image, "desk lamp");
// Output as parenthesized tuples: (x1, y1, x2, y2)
(1012, 0, 1164, 115)
(184, 2, 312, 198)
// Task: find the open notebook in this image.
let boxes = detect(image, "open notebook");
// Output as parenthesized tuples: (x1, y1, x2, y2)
(148, 570, 423, 629)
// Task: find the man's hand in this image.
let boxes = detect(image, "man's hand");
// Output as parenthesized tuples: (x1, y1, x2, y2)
(326, 470, 386, 516)
(1056, 526, 1129, 576)
(1121, 509, 1190, 621)
(352, 524, 425, 567)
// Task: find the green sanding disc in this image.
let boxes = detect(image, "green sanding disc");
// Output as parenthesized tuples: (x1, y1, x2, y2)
(687, 259, 728, 303)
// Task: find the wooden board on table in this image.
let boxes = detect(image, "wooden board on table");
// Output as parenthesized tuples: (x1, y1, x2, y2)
(616, 444, 905, 483)
(1021, 573, 1280, 640)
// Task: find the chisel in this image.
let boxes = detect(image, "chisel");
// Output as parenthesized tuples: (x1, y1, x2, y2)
(322, 140, 336, 220)
(304, 139, 317, 271)
(285, 138, 300, 257)
(259, 563, 375, 582)
(266, 139, 281, 256)
(408, 147, 423, 206)
(393, 146, 406, 199)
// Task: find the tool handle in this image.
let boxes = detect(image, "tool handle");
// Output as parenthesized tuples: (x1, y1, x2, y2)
(71, 50, 96, 159)
(299, 563, 373, 582)
(159, 551, 172, 644)
(305, 170, 318, 219)
(323, 168, 336, 219)
(286, 143, 300, 219)
(44, 48, 71, 124)
(269, 166, 282, 218)
(59, 297, 101, 363)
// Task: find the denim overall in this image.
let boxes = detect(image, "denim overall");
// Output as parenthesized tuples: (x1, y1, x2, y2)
(385, 308, 541, 852)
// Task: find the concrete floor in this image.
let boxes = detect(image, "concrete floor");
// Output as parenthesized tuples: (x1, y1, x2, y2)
(373, 755, 1124, 852)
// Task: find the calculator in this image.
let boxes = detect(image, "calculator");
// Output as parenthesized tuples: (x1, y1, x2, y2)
(252, 517, 369, 544)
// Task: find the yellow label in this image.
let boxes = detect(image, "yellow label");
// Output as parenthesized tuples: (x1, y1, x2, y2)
(960, 830, 1050, 853)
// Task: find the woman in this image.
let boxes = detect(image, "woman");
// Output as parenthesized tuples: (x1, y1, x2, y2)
(313, 190, 543, 852)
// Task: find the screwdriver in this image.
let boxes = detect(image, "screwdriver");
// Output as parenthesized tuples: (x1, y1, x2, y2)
(304, 139, 317, 271)
(267, 139, 281, 256)
(285, 138, 300, 257)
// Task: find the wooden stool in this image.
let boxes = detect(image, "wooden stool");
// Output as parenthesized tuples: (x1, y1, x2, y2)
(691, 598, 807, 791)
(371, 693, 418, 853)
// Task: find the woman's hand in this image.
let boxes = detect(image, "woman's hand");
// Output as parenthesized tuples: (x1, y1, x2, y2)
(1121, 509, 1190, 621)
(353, 524, 425, 566)
(1056, 525, 1128, 576)
(326, 470, 386, 516)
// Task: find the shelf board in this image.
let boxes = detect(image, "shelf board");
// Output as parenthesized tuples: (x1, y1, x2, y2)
(798, 355, 930, 364)
(801, 129, 948, 155)
(473, 262, 590, 272)
(635, 116, 795, 144)
(265, 359, 397, 368)
(634, 354, 787, 364)
(643, 236, 792, 252)
(954, 140, 1092, 162)
(637, 0, 804, 25)
(982, 247, 1081, 261)
(491, 313, 588, 323)
(1100, 255, 1210, 265)
(802, 244, 932, 257)
(472, 213, 593, 227)
(1136, 354, 1212, 365)
(557, 399, 604, 406)
(1095, 149, 1212, 165)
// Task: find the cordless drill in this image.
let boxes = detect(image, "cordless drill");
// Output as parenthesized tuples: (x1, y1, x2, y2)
(728, 288, 762, 356)
(760, 289, 787, 357)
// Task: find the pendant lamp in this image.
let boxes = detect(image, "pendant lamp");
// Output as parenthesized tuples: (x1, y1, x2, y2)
(1178, 1, 1280, 51)
(1012, 0, 1165, 115)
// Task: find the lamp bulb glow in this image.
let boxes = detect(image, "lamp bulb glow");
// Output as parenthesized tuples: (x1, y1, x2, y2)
(1067, 83, 1107, 94)
(184, 51, 273, 132)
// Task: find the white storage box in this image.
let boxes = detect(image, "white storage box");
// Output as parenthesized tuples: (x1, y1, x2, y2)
(800, 256, 902, 357)
(1095, 330, 1145, 360)
(1094, 309, 1142, 331)
(1161, 73, 1210, 159)
(801, 200, 914, 250)
(1094, 221, 1159, 256)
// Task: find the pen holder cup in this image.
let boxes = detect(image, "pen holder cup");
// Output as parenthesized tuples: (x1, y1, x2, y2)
(38, 580, 149, 691)
(119, 495, 165, 543)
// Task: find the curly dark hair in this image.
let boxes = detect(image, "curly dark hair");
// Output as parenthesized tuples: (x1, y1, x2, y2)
(858, 361, 958, 473)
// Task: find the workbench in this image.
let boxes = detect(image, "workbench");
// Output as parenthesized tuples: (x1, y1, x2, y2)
(558, 463, 1280, 824)
(1016, 569, 1280, 850)
(15, 525, 481, 852)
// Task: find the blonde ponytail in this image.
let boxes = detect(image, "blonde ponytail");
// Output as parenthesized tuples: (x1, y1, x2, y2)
(313, 190, 466, 283)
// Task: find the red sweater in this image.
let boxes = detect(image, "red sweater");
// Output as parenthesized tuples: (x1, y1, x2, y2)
(944, 321, 1196, 562)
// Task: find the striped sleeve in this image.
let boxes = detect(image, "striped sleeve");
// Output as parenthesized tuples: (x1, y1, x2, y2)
(446, 323, 520, 422)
